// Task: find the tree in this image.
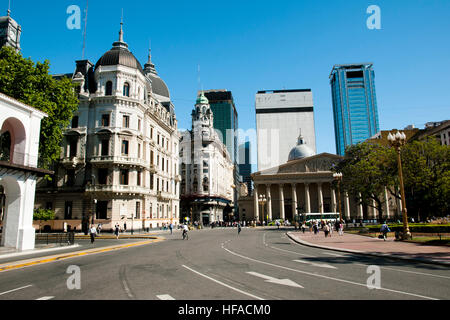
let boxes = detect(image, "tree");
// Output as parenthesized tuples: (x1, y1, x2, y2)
(0, 46, 79, 170)
(33, 208, 56, 233)
(401, 138, 450, 219)
(334, 142, 397, 221)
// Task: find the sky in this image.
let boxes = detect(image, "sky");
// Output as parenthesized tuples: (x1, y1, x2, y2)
(3, 0, 450, 165)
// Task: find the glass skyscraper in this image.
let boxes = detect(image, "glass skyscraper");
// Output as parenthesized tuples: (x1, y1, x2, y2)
(330, 63, 380, 156)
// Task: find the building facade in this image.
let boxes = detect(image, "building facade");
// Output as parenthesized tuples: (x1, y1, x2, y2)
(238, 141, 252, 195)
(0, 9, 21, 52)
(179, 92, 234, 225)
(255, 89, 317, 171)
(35, 24, 181, 232)
(330, 63, 380, 156)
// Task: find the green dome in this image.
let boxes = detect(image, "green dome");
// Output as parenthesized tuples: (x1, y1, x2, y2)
(196, 92, 209, 105)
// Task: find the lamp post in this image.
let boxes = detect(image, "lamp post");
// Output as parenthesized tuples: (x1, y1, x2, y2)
(333, 172, 343, 223)
(387, 131, 411, 240)
(258, 194, 267, 225)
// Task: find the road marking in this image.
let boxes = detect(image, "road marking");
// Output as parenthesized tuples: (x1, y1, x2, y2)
(293, 259, 337, 269)
(222, 245, 438, 300)
(157, 294, 175, 300)
(268, 245, 316, 257)
(0, 239, 161, 273)
(36, 296, 54, 300)
(182, 265, 264, 300)
(353, 263, 450, 280)
(0, 285, 33, 296)
(246, 271, 303, 288)
(321, 252, 345, 257)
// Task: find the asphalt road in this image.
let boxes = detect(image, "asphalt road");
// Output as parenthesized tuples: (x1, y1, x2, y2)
(0, 227, 449, 300)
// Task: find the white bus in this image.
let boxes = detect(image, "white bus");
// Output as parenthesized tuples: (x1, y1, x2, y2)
(299, 213, 340, 225)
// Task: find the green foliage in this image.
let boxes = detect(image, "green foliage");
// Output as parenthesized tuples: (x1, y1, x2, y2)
(334, 142, 396, 221)
(33, 208, 56, 221)
(0, 46, 79, 170)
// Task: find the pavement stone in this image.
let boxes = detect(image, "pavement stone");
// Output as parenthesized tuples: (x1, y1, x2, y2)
(287, 230, 450, 266)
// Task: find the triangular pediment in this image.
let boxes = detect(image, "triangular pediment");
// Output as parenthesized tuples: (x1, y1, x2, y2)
(254, 153, 343, 176)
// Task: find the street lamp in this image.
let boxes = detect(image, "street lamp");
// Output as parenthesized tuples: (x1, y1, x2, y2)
(258, 194, 267, 225)
(387, 131, 411, 240)
(333, 172, 343, 223)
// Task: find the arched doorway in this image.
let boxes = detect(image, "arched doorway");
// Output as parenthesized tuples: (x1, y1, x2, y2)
(1, 117, 27, 166)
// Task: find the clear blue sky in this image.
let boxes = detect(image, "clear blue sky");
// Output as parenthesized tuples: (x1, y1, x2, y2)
(4, 0, 450, 159)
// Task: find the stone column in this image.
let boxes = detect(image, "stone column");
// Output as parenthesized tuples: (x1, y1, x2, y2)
(372, 199, 377, 220)
(304, 183, 311, 213)
(266, 184, 272, 221)
(291, 183, 297, 218)
(358, 193, 364, 220)
(344, 192, 350, 220)
(254, 185, 259, 222)
(279, 184, 285, 220)
(384, 187, 390, 220)
(318, 183, 324, 214)
(331, 187, 337, 213)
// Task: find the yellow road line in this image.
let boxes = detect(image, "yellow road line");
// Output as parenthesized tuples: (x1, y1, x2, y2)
(0, 238, 163, 273)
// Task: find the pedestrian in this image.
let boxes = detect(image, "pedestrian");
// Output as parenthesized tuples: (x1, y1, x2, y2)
(328, 222, 333, 237)
(89, 224, 97, 244)
(114, 223, 120, 239)
(339, 221, 344, 236)
(97, 223, 102, 235)
(238, 223, 242, 235)
(301, 223, 306, 233)
(169, 223, 173, 235)
(380, 222, 390, 241)
(124, 222, 127, 232)
(324, 224, 330, 238)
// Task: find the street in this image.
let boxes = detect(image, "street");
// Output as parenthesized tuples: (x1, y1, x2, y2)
(0, 227, 449, 300)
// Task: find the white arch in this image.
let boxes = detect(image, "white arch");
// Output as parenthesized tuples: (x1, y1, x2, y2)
(1, 117, 27, 166)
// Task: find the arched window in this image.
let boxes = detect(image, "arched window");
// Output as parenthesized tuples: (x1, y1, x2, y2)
(105, 81, 113, 96)
(123, 82, 130, 97)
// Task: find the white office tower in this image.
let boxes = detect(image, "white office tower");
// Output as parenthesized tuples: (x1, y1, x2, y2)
(255, 89, 317, 171)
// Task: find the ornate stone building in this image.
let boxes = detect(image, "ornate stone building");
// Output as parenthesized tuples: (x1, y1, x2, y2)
(35, 23, 181, 232)
(179, 93, 234, 225)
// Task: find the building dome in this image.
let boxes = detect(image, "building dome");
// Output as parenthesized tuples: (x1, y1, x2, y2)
(95, 22, 144, 74)
(288, 133, 315, 161)
(143, 49, 170, 98)
(196, 92, 209, 105)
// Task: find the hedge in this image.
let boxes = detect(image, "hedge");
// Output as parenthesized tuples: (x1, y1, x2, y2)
(366, 224, 450, 233)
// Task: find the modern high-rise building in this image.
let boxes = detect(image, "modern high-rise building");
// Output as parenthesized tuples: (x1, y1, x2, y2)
(330, 63, 380, 156)
(255, 89, 316, 171)
(238, 141, 252, 195)
(203, 90, 239, 217)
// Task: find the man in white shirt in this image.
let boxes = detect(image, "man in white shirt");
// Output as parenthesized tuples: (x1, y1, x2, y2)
(89, 225, 97, 244)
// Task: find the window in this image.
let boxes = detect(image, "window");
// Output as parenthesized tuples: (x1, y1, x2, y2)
(101, 114, 110, 127)
(120, 170, 129, 185)
(150, 150, 154, 164)
(66, 169, 75, 186)
(64, 201, 73, 219)
(162, 137, 165, 148)
(157, 178, 159, 191)
(123, 82, 130, 97)
(101, 139, 109, 156)
(138, 144, 141, 158)
(150, 173, 154, 190)
(123, 115, 130, 128)
(162, 158, 165, 171)
(105, 81, 113, 96)
(150, 126, 154, 139)
(69, 138, 78, 158)
(136, 202, 141, 219)
(98, 168, 108, 185)
(121, 140, 129, 155)
(138, 119, 142, 131)
(72, 116, 79, 129)
(96, 201, 108, 219)
(137, 170, 141, 186)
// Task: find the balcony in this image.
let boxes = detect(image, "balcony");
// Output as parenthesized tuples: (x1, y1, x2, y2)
(157, 191, 173, 201)
(61, 156, 85, 168)
(90, 156, 150, 168)
(86, 184, 149, 195)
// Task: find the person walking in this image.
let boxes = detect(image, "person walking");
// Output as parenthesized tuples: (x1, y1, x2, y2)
(237, 222, 242, 235)
(324, 224, 330, 238)
(339, 221, 344, 236)
(301, 222, 306, 233)
(114, 224, 120, 239)
(381, 222, 391, 241)
(89, 224, 97, 244)
(169, 223, 173, 235)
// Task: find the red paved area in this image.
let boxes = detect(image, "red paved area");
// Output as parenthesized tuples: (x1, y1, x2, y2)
(288, 230, 450, 265)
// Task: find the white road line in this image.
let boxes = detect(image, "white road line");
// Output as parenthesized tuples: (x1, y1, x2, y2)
(268, 245, 316, 257)
(293, 259, 337, 269)
(157, 294, 176, 300)
(182, 265, 265, 300)
(321, 252, 345, 257)
(0, 285, 33, 296)
(246, 271, 304, 288)
(36, 296, 54, 300)
(221, 245, 438, 300)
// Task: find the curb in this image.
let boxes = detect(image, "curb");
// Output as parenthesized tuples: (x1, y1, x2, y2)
(286, 232, 450, 267)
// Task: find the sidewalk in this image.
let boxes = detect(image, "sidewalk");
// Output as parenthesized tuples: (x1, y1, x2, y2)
(287, 231, 450, 266)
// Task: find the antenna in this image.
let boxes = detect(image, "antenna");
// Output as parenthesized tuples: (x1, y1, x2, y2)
(82, 0, 89, 59)
(7, 0, 11, 15)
